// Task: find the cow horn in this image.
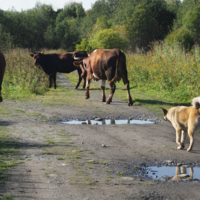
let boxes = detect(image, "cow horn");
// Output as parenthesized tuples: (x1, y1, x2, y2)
(74, 55, 81, 60)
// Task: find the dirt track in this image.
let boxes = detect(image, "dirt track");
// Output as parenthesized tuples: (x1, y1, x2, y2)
(0, 74, 200, 200)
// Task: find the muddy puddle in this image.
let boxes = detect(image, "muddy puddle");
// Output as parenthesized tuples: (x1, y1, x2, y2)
(60, 119, 155, 125)
(146, 166, 200, 181)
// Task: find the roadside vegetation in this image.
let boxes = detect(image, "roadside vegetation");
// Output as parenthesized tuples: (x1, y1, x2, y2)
(2, 48, 49, 100)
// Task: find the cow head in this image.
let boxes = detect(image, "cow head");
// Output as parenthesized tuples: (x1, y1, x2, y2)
(30, 51, 44, 69)
(73, 51, 88, 60)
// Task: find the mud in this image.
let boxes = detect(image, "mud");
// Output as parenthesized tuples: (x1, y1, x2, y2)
(0, 73, 200, 200)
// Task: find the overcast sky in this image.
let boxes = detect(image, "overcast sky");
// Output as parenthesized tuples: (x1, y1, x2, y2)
(0, 0, 97, 12)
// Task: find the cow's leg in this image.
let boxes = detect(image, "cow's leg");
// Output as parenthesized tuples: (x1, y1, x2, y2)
(101, 80, 106, 102)
(49, 75, 52, 88)
(52, 73, 57, 89)
(122, 76, 133, 106)
(82, 76, 86, 89)
(85, 79, 91, 99)
(106, 82, 116, 104)
(75, 68, 82, 89)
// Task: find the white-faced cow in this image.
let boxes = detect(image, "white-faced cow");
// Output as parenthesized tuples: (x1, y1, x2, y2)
(73, 49, 133, 106)
(30, 51, 88, 89)
(0, 52, 6, 102)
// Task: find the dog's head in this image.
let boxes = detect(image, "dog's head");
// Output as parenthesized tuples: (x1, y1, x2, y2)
(161, 107, 168, 121)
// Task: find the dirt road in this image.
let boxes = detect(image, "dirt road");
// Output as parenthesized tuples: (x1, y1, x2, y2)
(0, 74, 200, 200)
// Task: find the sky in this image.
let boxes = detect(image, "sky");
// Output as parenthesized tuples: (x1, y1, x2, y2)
(0, 0, 97, 12)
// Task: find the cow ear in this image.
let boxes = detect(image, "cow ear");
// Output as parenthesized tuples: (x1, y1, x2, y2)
(30, 54, 34, 57)
(73, 61, 82, 66)
(161, 107, 168, 116)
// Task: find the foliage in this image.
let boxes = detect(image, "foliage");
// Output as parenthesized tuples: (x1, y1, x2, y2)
(182, 5, 200, 43)
(76, 38, 93, 52)
(89, 28, 128, 50)
(0, 24, 13, 52)
(165, 27, 195, 49)
(127, 42, 200, 101)
(2, 48, 49, 100)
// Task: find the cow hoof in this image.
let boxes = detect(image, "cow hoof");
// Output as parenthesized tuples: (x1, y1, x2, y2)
(0, 96, 2, 102)
(128, 100, 133, 106)
(85, 96, 90, 99)
(181, 143, 185, 148)
(177, 146, 183, 150)
(101, 99, 106, 102)
(106, 100, 111, 104)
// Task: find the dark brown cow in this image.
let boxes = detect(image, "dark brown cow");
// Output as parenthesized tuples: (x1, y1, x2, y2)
(73, 49, 133, 106)
(0, 52, 6, 102)
(30, 51, 88, 89)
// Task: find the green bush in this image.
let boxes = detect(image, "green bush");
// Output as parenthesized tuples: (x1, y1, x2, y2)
(76, 38, 93, 52)
(165, 27, 194, 49)
(89, 28, 128, 50)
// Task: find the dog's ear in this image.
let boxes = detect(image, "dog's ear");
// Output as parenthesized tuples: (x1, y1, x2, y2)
(161, 107, 168, 116)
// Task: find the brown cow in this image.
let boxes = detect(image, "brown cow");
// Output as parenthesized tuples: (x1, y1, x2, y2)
(73, 49, 133, 106)
(30, 51, 88, 89)
(0, 52, 6, 102)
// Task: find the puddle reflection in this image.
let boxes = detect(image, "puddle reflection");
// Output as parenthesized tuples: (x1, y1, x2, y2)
(61, 119, 155, 125)
(147, 166, 200, 181)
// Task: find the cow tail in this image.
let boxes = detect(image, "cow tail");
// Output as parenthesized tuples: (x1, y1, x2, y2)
(108, 56, 119, 84)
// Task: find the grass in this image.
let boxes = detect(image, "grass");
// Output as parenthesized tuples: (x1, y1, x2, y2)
(3, 48, 49, 100)
(0, 126, 22, 188)
(56, 157, 65, 160)
(43, 136, 56, 144)
(117, 172, 125, 176)
(0, 195, 18, 200)
(43, 146, 83, 163)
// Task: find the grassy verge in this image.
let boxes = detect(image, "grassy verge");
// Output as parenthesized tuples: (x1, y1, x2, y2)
(126, 42, 200, 102)
(2, 48, 49, 101)
(64, 72, 183, 115)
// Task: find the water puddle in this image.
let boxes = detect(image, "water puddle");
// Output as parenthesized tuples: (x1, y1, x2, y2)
(146, 166, 200, 181)
(60, 119, 155, 125)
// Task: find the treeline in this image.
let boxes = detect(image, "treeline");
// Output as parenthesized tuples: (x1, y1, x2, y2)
(0, 0, 199, 52)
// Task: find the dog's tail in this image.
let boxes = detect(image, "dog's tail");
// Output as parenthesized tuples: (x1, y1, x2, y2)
(192, 96, 200, 109)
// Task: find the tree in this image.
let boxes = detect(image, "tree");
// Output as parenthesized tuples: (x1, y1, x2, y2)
(125, 4, 159, 49)
(182, 5, 200, 43)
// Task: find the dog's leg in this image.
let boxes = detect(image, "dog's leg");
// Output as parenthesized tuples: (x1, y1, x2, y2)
(176, 129, 184, 150)
(187, 127, 195, 152)
(180, 130, 186, 149)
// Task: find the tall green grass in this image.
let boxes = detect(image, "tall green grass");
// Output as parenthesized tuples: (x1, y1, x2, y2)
(2, 48, 49, 100)
(127, 42, 200, 102)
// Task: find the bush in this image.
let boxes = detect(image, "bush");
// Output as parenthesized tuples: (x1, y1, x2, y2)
(165, 27, 195, 49)
(89, 28, 128, 50)
(76, 38, 93, 52)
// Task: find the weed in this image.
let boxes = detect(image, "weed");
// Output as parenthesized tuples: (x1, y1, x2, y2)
(99, 161, 107, 165)
(146, 182, 154, 185)
(56, 157, 65, 160)
(77, 169, 85, 173)
(117, 172, 124, 176)
(134, 166, 141, 169)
